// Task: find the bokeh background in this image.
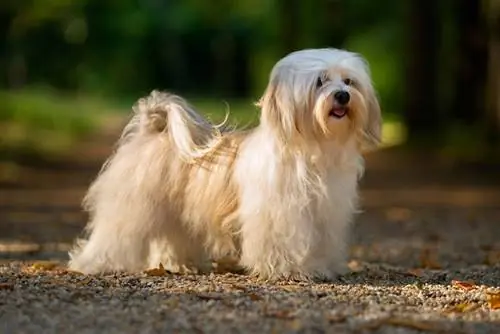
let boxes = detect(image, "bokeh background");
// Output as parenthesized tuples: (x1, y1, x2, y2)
(1, 0, 500, 261)
(1, 0, 499, 164)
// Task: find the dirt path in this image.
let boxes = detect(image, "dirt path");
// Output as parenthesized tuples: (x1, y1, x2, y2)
(1, 123, 500, 333)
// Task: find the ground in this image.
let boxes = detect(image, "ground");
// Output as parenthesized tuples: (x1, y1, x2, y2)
(1, 122, 500, 333)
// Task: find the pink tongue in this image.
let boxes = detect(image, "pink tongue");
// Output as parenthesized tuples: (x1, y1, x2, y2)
(332, 108, 346, 117)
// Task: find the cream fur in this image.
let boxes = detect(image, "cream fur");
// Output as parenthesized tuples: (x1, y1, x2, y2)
(68, 48, 382, 280)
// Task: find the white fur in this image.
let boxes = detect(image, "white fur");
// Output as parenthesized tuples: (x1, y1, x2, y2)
(68, 48, 382, 280)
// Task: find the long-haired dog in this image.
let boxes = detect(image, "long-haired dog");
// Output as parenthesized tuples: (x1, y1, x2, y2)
(68, 48, 382, 281)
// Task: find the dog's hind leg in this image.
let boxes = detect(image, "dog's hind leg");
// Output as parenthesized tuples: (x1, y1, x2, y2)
(148, 230, 210, 274)
(68, 137, 173, 274)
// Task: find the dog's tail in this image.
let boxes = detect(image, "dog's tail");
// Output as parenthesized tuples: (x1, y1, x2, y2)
(120, 90, 228, 162)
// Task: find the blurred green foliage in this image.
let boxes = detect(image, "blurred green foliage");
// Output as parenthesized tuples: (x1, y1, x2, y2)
(1, 0, 498, 161)
(1, 0, 405, 108)
(0, 88, 117, 159)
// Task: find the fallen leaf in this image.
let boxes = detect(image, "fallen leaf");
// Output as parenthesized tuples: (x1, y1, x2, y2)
(348, 260, 364, 272)
(419, 248, 442, 269)
(31, 261, 59, 271)
(385, 207, 413, 222)
(407, 268, 425, 277)
(196, 293, 224, 301)
(451, 280, 477, 291)
(487, 292, 500, 310)
(443, 302, 480, 314)
(325, 313, 348, 323)
(484, 250, 500, 265)
(230, 284, 248, 292)
(266, 310, 295, 319)
(0, 283, 14, 291)
(54, 269, 84, 276)
(384, 317, 445, 331)
(359, 316, 444, 332)
(248, 292, 262, 301)
(144, 263, 167, 277)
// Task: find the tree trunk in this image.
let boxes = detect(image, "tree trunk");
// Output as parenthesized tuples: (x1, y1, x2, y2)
(278, 0, 300, 54)
(403, 0, 440, 146)
(485, 0, 500, 149)
(452, 0, 488, 124)
(320, 0, 346, 48)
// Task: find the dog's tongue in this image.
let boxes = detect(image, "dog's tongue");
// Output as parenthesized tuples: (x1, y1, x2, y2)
(331, 108, 347, 118)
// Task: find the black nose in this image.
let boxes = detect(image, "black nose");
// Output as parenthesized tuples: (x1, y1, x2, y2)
(334, 91, 350, 105)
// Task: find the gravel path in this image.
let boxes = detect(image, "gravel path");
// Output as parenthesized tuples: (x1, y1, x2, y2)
(2, 205, 500, 333)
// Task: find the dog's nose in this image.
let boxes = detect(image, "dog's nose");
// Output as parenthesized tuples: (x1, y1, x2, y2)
(334, 91, 350, 105)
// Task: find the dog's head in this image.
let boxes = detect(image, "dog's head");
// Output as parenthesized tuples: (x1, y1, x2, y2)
(257, 48, 382, 151)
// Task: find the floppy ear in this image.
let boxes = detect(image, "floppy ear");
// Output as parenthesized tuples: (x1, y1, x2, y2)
(257, 79, 302, 143)
(362, 86, 382, 150)
(351, 55, 383, 152)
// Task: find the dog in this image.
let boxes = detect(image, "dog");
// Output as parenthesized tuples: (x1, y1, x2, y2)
(68, 48, 382, 281)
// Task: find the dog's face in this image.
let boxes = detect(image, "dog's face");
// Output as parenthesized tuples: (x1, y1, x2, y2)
(258, 48, 382, 151)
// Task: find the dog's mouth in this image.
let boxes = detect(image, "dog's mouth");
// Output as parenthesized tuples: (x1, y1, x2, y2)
(328, 107, 348, 119)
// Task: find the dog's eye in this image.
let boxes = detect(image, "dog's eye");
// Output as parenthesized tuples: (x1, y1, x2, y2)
(343, 78, 353, 86)
(316, 77, 323, 88)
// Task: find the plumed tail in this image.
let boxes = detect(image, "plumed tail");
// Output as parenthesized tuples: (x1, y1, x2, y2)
(120, 90, 229, 162)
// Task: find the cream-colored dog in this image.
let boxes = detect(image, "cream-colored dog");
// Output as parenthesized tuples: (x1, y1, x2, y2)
(68, 48, 382, 281)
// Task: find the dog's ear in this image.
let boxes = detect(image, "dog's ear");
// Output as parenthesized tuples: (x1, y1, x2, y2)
(257, 78, 302, 142)
(366, 88, 382, 145)
(360, 86, 382, 151)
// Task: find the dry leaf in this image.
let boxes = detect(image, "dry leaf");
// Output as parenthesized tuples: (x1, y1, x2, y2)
(360, 317, 443, 332)
(144, 263, 167, 277)
(384, 317, 445, 331)
(248, 293, 262, 301)
(54, 269, 84, 276)
(348, 260, 364, 272)
(266, 310, 295, 319)
(385, 207, 412, 222)
(419, 248, 442, 269)
(451, 280, 477, 291)
(407, 268, 425, 277)
(326, 313, 348, 323)
(484, 251, 500, 265)
(31, 261, 59, 271)
(0, 283, 14, 291)
(196, 293, 223, 301)
(487, 292, 500, 310)
(230, 284, 248, 292)
(443, 302, 480, 314)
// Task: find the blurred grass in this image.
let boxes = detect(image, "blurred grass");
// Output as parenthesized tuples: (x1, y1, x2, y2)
(0, 89, 405, 165)
(0, 88, 122, 162)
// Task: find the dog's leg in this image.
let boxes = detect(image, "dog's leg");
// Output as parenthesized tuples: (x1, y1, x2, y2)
(148, 228, 210, 274)
(69, 219, 153, 274)
(68, 138, 174, 274)
(235, 152, 354, 281)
